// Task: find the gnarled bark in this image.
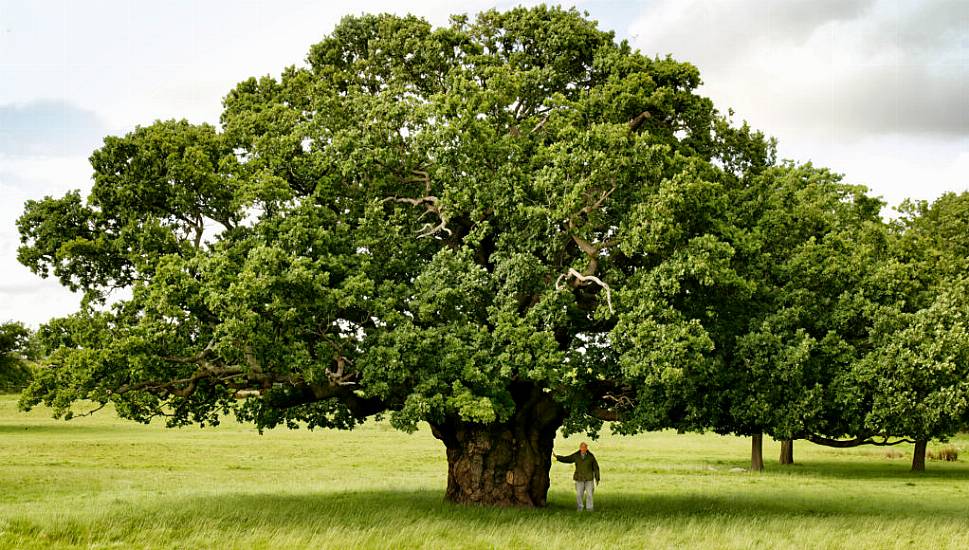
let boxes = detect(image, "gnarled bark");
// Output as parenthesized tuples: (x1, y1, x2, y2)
(429, 384, 563, 507)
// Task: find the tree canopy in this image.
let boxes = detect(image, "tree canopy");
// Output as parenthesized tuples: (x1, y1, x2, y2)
(0, 322, 34, 391)
(16, 6, 969, 504)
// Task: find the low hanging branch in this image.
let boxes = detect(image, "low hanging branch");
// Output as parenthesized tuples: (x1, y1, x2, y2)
(114, 339, 363, 401)
(805, 434, 917, 448)
(114, 363, 256, 398)
(72, 401, 110, 418)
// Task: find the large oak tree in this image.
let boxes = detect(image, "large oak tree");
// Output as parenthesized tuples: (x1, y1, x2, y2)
(18, 7, 895, 506)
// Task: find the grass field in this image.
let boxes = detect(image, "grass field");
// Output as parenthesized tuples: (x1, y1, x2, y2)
(2, 394, 968, 549)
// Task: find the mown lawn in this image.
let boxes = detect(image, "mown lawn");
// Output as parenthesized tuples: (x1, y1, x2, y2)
(1, 394, 968, 549)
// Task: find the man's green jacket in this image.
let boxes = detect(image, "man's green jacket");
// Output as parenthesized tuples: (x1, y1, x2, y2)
(555, 451, 600, 482)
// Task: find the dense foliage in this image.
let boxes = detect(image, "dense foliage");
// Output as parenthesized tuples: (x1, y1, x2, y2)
(15, 7, 969, 502)
(0, 322, 35, 391)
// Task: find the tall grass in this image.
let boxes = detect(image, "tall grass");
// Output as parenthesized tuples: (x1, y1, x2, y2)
(1, 394, 968, 549)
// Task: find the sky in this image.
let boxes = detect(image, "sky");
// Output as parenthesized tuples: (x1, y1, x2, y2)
(1, 0, 967, 327)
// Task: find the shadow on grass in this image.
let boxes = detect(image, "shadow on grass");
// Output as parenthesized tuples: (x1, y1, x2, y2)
(0, 423, 114, 435)
(40, 486, 969, 526)
(6, 485, 969, 547)
(622, 454, 969, 481)
(741, 459, 969, 481)
(235, 487, 966, 520)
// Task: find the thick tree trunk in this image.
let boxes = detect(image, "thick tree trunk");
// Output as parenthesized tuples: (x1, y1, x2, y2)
(779, 439, 794, 465)
(750, 433, 765, 471)
(911, 439, 928, 472)
(429, 384, 563, 507)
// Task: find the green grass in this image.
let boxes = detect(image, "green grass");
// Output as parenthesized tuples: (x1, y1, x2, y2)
(2, 394, 968, 549)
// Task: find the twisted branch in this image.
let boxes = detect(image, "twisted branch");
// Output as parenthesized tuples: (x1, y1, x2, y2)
(805, 434, 918, 448)
(385, 170, 451, 238)
(556, 183, 618, 313)
(628, 110, 652, 131)
(556, 268, 614, 314)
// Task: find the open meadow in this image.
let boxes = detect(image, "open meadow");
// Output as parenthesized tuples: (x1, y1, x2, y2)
(2, 393, 968, 549)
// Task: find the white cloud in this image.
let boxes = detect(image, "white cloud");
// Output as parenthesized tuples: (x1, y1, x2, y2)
(627, 0, 969, 207)
(0, 154, 89, 326)
(776, 133, 969, 209)
(0, 100, 105, 156)
(629, 0, 969, 137)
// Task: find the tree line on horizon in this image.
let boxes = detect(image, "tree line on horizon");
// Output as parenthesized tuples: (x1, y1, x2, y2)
(8, 6, 969, 507)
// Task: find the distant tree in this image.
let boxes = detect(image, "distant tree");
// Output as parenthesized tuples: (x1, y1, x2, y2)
(766, 220, 923, 462)
(763, 191, 969, 472)
(855, 280, 969, 471)
(853, 192, 969, 471)
(687, 163, 890, 470)
(728, 164, 883, 469)
(0, 322, 33, 391)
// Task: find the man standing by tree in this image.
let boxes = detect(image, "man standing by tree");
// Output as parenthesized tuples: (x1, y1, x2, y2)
(555, 443, 600, 511)
(14, 6, 781, 507)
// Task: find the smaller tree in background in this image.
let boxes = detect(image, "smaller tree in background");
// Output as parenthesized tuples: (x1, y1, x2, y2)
(855, 280, 969, 471)
(702, 174, 969, 472)
(854, 192, 969, 471)
(0, 322, 35, 392)
(701, 162, 886, 470)
(789, 191, 969, 472)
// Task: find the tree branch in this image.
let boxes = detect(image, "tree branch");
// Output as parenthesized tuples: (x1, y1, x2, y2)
(589, 406, 619, 421)
(805, 434, 918, 448)
(530, 112, 551, 135)
(72, 401, 109, 418)
(576, 184, 616, 219)
(556, 268, 614, 314)
(383, 194, 452, 239)
(628, 110, 652, 131)
(405, 169, 431, 195)
(161, 338, 216, 364)
(562, 183, 618, 280)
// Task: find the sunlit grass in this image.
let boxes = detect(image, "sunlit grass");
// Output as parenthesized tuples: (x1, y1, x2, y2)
(2, 394, 968, 549)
